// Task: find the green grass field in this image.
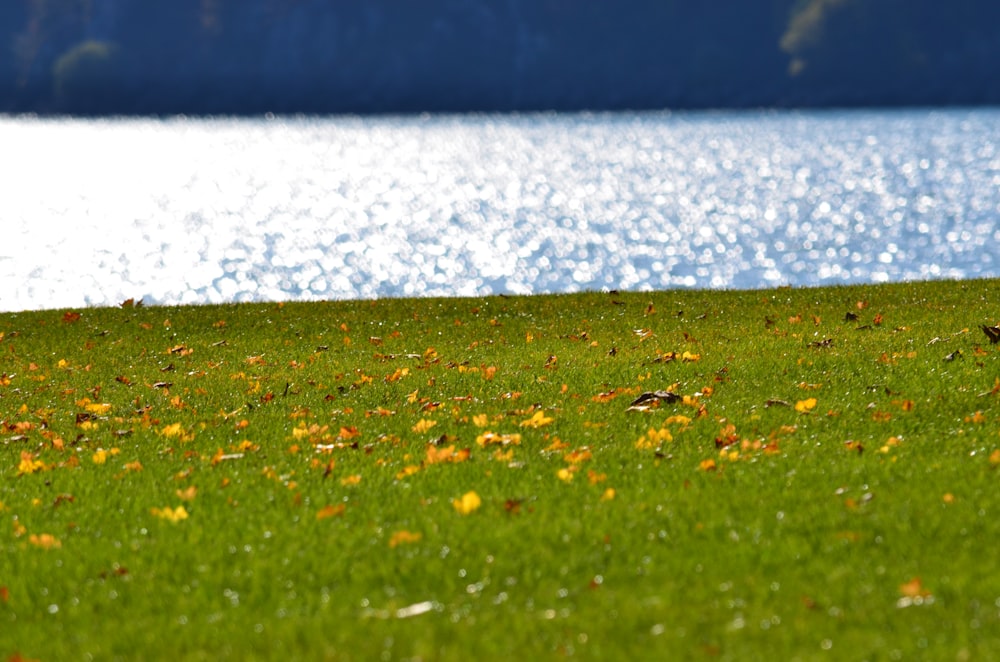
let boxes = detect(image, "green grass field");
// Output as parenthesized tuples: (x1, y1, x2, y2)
(2, 279, 1000, 660)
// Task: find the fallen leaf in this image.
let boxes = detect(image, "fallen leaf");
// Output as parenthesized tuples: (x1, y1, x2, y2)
(519, 410, 554, 428)
(981, 324, 1000, 344)
(316, 504, 346, 520)
(16, 451, 46, 475)
(452, 491, 482, 515)
(388, 530, 423, 548)
(150, 506, 189, 522)
(28, 533, 61, 549)
(628, 390, 680, 408)
(898, 577, 931, 598)
(794, 398, 817, 413)
(412, 419, 437, 433)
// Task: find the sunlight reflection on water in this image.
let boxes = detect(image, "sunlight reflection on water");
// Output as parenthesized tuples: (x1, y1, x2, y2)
(2, 109, 999, 311)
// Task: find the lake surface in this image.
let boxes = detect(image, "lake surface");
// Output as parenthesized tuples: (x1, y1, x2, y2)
(2, 108, 999, 312)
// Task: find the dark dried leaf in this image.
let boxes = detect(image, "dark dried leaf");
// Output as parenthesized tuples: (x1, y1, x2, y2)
(629, 390, 680, 408)
(981, 325, 1000, 344)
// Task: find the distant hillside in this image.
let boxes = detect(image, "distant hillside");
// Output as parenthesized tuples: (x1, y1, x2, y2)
(2, 0, 998, 115)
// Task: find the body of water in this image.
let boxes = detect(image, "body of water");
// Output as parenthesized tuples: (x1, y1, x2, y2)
(2, 108, 999, 312)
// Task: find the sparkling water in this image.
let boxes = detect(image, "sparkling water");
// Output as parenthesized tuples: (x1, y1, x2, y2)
(2, 108, 998, 312)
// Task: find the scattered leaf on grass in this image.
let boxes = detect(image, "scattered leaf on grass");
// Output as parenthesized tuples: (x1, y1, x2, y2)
(628, 390, 680, 408)
(453, 491, 482, 515)
(388, 530, 422, 548)
(316, 504, 346, 520)
(794, 398, 817, 413)
(28, 533, 61, 549)
(519, 411, 553, 428)
(412, 419, 437, 433)
(981, 324, 1000, 344)
(150, 506, 189, 523)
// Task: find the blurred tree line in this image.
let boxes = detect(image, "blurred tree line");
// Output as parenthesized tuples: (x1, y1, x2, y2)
(1, 0, 997, 115)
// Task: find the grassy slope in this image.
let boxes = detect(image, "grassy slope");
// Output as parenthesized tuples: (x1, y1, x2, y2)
(2, 279, 1000, 660)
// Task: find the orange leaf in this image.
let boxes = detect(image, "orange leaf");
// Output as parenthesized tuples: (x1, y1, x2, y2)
(28, 533, 61, 549)
(395, 464, 422, 480)
(898, 577, 930, 598)
(338, 426, 360, 439)
(316, 504, 346, 520)
(426, 444, 456, 464)
(388, 530, 423, 548)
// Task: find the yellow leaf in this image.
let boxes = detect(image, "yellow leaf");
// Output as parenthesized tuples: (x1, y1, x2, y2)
(17, 451, 46, 475)
(85, 402, 112, 415)
(452, 491, 482, 515)
(636, 427, 672, 449)
(794, 398, 817, 413)
(150, 506, 189, 523)
(699, 458, 718, 472)
(92, 449, 109, 465)
(160, 422, 185, 437)
(519, 410, 554, 428)
(176, 486, 198, 501)
(340, 474, 362, 486)
(601, 488, 616, 501)
(472, 414, 489, 427)
(412, 419, 437, 433)
(556, 468, 575, 483)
